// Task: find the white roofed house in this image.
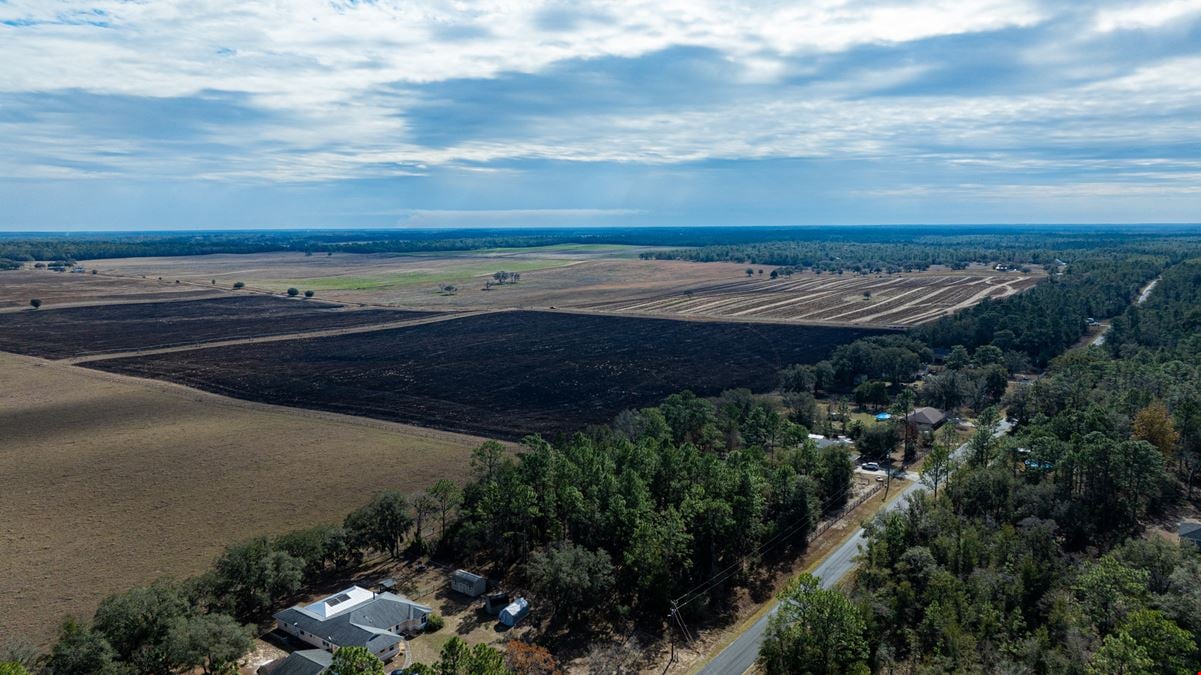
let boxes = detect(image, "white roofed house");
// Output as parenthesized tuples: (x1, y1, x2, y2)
(273, 586, 431, 662)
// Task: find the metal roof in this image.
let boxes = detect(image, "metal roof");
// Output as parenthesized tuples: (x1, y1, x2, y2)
(452, 569, 485, 583)
(274, 589, 431, 649)
(268, 650, 332, 675)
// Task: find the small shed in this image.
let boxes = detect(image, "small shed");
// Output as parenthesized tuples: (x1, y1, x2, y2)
(485, 592, 510, 615)
(451, 569, 487, 597)
(1180, 522, 1201, 549)
(376, 578, 398, 594)
(499, 598, 529, 627)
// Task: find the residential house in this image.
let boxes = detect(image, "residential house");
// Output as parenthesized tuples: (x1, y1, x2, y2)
(259, 649, 331, 675)
(906, 407, 946, 433)
(273, 586, 431, 662)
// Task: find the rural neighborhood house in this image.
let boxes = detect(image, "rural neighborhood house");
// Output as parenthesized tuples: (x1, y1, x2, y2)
(273, 586, 431, 661)
(906, 406, 946, 433)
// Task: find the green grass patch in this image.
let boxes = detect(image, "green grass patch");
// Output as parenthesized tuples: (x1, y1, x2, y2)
(266, 259, 576, 291)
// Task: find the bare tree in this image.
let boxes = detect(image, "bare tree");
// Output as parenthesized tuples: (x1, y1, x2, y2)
(412, 493, 438, 547)
(428, 479, 461, 541)
(920, 442, 955, 498)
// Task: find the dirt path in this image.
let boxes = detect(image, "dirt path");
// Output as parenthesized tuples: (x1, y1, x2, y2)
(1138, 277, 1160, 304)
(63, 309, 501, 364)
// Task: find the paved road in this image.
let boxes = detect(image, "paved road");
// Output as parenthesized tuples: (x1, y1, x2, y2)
(696, 421, 1012, 675)
(1092, 276, 1159, 347)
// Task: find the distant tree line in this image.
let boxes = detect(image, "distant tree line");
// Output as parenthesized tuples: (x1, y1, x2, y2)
(642, 232, 1201, 275)
(4, 227, 1198, 264)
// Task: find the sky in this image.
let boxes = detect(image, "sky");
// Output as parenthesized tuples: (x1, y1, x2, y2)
(2, 0, 1201, 230)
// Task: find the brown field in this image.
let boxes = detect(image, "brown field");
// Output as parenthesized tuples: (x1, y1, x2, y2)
(0, 351, 486, 644)
(574, 265, 1043, 327)
(80, 249, 1043, 327)
(0, 269, 223, 310)
(81, 247, 755, 312)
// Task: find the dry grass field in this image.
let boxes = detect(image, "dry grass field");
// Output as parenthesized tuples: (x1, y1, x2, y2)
(82, 247, 754, 312)
(0, 269, 223, 310)
(0, 351, 485, 644)
(81, 250, 1043, 327)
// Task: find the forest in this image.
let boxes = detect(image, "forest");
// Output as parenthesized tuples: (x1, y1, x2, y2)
(915, 256, 1165, 365)
(644, 232, 1201, 275)
(759, 253, 1201, 673)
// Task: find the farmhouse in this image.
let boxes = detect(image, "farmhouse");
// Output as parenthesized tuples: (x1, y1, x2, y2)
(906, 407, 946, 432)
(451, 569, 487, 597)
(273, 586, 431, 662)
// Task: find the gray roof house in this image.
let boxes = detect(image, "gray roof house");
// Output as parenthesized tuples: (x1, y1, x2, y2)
(273, 586, 431, 662)
(260, 649, 332, 675)
(1180, 522, 1201, 549)
(906, 407, 946, 431)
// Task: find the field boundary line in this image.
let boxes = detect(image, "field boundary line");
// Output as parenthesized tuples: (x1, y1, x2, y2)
(61, 309, 505, 364)
(10, 351, 498, 444)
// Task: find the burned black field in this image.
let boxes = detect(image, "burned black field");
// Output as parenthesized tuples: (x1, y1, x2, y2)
(0, 296, 434, 359)
(86, 310, 892, 438)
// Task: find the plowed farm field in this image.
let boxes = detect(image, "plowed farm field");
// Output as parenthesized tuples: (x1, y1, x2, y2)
(87, 310, 893, 439)
(574, 268, 1042, 327)
(0, 351, 485, 644)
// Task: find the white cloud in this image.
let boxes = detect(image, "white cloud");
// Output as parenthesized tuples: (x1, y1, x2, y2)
(1, 0, 1200, 196)
(1094, 0, 1201, 31)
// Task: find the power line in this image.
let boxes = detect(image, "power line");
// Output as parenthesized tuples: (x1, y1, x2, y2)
(671, 480, 862, 610)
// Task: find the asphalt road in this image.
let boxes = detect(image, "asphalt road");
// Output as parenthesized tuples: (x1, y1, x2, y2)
(696, 420, 1012, 675)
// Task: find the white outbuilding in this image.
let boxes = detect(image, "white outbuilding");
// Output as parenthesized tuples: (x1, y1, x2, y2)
(499, 598, 529, 627)
(450, 569, 487, 597)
